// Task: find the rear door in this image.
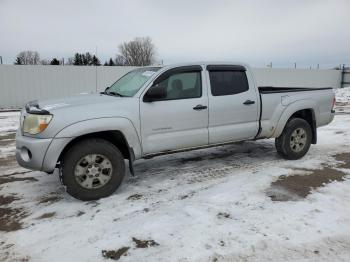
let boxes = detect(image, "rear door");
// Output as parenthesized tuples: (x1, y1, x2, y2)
(140, 66, 209, 155)
(207, 65, 259, 144)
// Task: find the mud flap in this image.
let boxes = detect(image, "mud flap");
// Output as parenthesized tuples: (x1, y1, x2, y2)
(128, 147, 135, 176)
(311, 117, 317, 144)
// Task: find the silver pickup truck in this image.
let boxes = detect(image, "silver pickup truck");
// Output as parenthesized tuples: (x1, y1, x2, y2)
(16, 62, 335, 200)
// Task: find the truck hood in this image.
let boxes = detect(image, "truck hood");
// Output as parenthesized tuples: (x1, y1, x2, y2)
(24, 93, 140, 138)
(37, 93, 122, 112)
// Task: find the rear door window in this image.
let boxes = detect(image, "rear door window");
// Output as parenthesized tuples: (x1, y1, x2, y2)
(209, 70, 248, 96)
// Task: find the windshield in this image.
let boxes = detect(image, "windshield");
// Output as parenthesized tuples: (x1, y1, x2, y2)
(107, 67, 161, 97)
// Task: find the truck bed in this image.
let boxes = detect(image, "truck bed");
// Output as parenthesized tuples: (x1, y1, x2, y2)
(259, 86, 333, 94)
(256, 86, 334, 139)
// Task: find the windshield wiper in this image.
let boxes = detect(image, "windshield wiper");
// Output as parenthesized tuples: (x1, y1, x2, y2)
(108, 91, 125, 97)
(100, 91, 125, 97)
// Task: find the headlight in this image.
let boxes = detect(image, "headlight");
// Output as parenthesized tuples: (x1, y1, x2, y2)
(23, 114, 53, 135)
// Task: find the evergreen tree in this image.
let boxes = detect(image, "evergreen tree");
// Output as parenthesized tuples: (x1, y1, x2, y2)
(14, 57, 22, 65)
(108, 58, 115, 66)
(70, 52, 102, 66)
(83, 52, 93, 65)
(92, 55, 101, 66)
(50, 58, 60, 65)
(73, 53, 82, 65)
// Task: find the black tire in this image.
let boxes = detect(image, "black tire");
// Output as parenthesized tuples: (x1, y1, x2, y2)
(61, 138, 125, 201)
(275, 118, 312, 160)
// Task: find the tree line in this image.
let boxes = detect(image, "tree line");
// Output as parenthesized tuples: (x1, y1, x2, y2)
(14, 37, 156, 66)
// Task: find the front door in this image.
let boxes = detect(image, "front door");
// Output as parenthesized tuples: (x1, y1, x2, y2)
(140, 66, 209, 155)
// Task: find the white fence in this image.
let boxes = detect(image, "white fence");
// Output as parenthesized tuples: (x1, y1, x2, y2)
(253, 68, 341, 89)
(0, 65, 136, 109)
(0, 65, 342, 109)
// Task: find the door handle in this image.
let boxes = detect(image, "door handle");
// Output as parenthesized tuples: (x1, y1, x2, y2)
(243, 100, 255, 105)
(193, 104, 207, 110)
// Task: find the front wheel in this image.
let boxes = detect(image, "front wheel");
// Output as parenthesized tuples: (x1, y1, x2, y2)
(61, 138, 125, 201)
(275, 118, 312, 160)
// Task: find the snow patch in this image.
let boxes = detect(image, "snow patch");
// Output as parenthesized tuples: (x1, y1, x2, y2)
(335, 86, 350, 103)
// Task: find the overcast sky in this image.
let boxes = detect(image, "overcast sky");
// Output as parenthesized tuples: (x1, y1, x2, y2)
(0, 0, 349, 68)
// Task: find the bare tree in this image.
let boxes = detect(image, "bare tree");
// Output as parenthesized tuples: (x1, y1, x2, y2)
(115, 55, 126, 66)
(40, 59, 50, 65)
(66, 57, 74, 65)
(14, 51, 41, 65)
(118, 37, 155, 66)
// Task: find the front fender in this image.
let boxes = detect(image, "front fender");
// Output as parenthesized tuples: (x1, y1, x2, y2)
(41, 117, 142, 172)
(272, 99, 318, 138)
(55, 117, 142, 157)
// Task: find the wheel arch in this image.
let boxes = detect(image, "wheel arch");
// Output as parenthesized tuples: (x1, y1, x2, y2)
(57, 130, 133, 164)
(273, 100, 318, 144)
(42, 117, 141, 173)
(289, 109, 317, 144)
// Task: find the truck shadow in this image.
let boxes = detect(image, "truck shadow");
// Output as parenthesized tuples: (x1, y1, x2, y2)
(131, 140, 276, 181)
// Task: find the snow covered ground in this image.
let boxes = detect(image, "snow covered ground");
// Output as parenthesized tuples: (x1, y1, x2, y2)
(0, 88, 350, 261)
(335, 87, 350, 103)
(335, 86, 350, 114)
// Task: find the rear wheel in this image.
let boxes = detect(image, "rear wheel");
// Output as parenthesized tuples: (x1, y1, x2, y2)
(275, 118, 312, 160)
(61, 138, 125, 201)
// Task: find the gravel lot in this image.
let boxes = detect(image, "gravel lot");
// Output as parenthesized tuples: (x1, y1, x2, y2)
(0, 89, 350, 261)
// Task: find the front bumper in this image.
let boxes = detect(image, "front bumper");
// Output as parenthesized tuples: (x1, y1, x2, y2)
(16, 129, 52, 171)
(16, 129, 71, 173)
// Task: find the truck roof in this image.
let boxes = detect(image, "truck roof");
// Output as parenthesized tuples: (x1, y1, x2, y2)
(160, 61, 249, 69)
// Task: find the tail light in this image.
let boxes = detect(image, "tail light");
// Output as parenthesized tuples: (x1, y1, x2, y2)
(332, 97, 336, 110)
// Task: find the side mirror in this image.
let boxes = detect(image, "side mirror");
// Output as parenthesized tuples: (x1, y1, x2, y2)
(143, 85, 167, 102)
